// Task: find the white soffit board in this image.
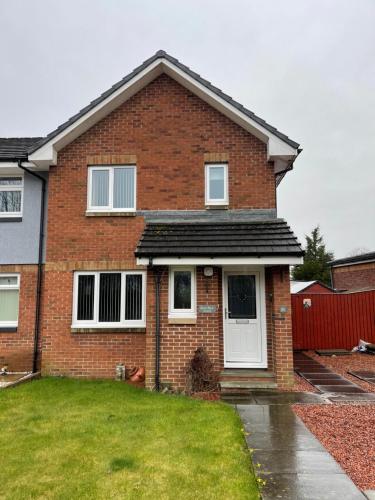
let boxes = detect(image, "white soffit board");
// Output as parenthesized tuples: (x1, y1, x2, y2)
(29, 58, 298, 167)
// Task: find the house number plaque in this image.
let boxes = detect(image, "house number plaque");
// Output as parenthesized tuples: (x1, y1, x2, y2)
(199, 305, 218, 314)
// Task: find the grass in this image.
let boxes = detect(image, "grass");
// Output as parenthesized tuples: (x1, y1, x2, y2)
(0, 378, 259, 499)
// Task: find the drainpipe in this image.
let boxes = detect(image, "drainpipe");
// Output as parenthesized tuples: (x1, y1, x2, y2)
(150, 258, 162, 391)
(17, 160, 46, 373)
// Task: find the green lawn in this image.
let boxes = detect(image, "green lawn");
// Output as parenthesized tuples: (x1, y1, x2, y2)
(0, 378, 259, 499)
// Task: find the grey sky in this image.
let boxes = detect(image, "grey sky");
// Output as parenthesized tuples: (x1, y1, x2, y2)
(1, 0, 374, 258)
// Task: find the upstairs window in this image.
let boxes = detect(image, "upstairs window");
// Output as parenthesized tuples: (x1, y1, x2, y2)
(88, 166, 136, 212)
(205, 163, 228, 205)
(0, 274, 20, 327)
(0, 177, 23, 217)
(72, 271, 146, 327)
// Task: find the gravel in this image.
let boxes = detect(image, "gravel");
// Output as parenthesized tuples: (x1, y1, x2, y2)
(306, 351, 375, 393)
(293, 403, 375, 491)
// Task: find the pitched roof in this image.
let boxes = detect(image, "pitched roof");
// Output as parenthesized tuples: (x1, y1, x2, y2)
(29, 50, 299, 155)
(135, 219, 304, 258)
(329, 251, 375, 267)
(0, 137, 42, 161)
(290, 281, 317, 293)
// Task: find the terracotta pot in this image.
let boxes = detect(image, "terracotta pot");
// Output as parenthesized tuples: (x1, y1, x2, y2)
(130, 367, 145, 382)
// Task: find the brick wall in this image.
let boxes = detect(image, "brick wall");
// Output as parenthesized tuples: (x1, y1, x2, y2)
(145, 266, 223, 390)
(0, 264, 38, 372)
(40, 72, 277, 380)
(332, 262, 375, 292)
(267, 265, 294, 388)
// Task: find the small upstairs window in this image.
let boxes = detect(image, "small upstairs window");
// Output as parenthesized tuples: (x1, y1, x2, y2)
(205, 163, 228, 206)
(0, 176, 23, 217)
(88, 166, 136, 212)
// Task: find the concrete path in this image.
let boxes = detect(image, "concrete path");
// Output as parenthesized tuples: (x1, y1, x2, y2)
(234, 393, 365, 500)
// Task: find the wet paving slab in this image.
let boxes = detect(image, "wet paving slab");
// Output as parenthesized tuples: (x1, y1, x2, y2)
(236, 397, 365, 499)
(348, 370, 375, 385)
(294, 352, 369, 395)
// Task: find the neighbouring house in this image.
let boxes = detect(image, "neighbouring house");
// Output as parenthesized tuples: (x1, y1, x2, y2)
(290, 280, 334, 294)
(329, 252, 375, 292)
(0, 51, 303, 390)
(0, 138, 47, 371)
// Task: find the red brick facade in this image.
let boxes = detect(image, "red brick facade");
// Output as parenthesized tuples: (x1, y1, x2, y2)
(14, 73, 295, 388)
(332, 262, 375, 292)
(0, 265, 38, 372)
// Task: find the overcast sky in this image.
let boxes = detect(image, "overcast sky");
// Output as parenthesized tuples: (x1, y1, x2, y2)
(1, 0, 374, 258)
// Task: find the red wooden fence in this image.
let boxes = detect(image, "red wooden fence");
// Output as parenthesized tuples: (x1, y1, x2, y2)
(292, 290, 375, 350)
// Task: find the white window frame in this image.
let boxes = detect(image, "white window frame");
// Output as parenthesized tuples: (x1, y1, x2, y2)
(72, 270, 146, 328)
(168, 266, 196, 319)
(87, 165, 137, 212)
(205, 163, 228, 206)
(0, 175, 24, 218)
(0, 273, 20, 327)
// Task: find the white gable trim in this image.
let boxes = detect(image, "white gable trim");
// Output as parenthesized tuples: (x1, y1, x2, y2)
(29, 58, 298, 168)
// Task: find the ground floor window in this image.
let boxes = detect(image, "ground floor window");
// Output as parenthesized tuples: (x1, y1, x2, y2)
(72, 271, 146, 327)
(0, 274, 20, 327)
(168, 267, 196, 319)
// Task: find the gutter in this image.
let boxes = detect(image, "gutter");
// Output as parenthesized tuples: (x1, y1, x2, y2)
(17, 160, 46, 373)
(275, 148, 303, 187)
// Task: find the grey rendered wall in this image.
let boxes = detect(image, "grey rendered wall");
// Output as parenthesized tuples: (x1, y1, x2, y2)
(0, 171, 48, 264)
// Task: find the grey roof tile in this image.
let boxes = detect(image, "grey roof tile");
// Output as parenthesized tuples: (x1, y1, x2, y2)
(0, 137, 43, 160)
(136, 219, 304, 258)
(329, 251, 375, 267)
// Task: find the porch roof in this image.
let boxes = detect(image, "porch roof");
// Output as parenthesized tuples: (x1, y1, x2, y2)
(135, 219, 304, 258)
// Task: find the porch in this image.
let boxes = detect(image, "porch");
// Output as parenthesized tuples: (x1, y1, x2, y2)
(136, 218, 304, 391)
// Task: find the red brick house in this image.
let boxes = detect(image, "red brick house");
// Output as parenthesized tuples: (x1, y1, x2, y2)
(2, 51, 303, 390)
(330, 252, 375, 292)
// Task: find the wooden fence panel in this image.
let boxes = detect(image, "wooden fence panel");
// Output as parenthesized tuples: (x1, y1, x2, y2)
(292, 291, 375, 350)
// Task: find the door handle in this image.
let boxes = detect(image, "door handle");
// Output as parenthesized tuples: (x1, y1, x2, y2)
(225, 308, 228, 319)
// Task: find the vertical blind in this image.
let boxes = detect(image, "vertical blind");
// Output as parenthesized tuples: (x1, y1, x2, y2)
(91, 170, 109, 207)
(114, 168, 135, 209)
(125, 274, 142, 320)
(99, 273, 121, 322)
(77, 275, 95, 321)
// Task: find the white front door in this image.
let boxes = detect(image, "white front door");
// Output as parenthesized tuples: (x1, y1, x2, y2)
(223, 271, 266, 368)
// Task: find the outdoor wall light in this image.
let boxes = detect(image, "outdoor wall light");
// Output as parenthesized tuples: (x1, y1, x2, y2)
(203, 266, 214, 277)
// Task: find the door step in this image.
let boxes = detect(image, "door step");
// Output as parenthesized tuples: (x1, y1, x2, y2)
(219, 369, 277, 392)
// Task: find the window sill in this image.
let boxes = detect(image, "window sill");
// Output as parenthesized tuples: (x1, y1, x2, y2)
(0, 327, 18, 333)
(71, 327, 146, 334)
(85, 211, 136, 217)
(0, 217, 22, 222)
(168, 317, 197, 325)
(205, 204, 229, 210)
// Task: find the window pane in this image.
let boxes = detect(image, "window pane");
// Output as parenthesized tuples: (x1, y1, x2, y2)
(91, 170, 109, 207)
(0, 276, 18, 286)
(125, 274, 142, 320)
(209, 166, 225, 200)
(99, 273, 121, 322)
(0, 290, 19, 322)
(174, 271, 191, 309)
(113, 167, 135, 209)
(0, 177, 22, 185)
(0, 191, 21, 212)
(77, 275, 95, 321)
(228, 275, 256, 319)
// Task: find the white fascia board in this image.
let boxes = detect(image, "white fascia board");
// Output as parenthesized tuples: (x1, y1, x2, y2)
(137, 256, 303, 266)
(0, 161, 49, 173)
(331, 260, 375, 268)
(29, 58, 298, 167)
